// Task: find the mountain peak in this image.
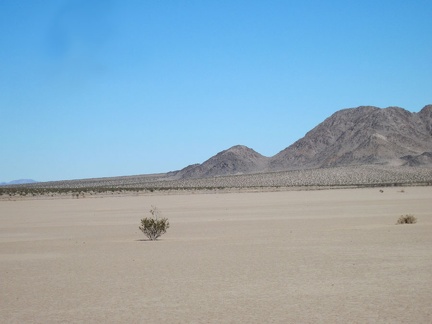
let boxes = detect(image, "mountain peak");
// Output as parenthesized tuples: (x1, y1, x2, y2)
(174, 145, 268, 179)
(173, 105, 432, 179)
(421, 104, 432, 111)
(220, 145, 266, 158)
(225, 145, 253, 152)
(270, 105, 432, 170)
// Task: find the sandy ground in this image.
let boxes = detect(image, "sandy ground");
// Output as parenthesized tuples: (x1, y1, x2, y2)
(1, 187, 431, 323)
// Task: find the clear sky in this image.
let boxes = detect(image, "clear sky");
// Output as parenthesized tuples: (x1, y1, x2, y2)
(1, 0, 431, 182)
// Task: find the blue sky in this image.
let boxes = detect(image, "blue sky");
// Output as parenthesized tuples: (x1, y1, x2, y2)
(1, 0, 431, 182)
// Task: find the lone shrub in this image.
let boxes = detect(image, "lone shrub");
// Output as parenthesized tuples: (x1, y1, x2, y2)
(139, 206, 169, 240)
(396, 214, 417, 225)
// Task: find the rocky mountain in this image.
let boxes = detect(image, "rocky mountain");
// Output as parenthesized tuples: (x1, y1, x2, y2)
(400, 152, 432, 166)
(173, 105, 432, 179)
(269, 105, 432, 170)
(172, 145, 268, 179)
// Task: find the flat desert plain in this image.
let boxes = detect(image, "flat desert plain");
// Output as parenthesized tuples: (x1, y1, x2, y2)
(1, 187, 431, 323)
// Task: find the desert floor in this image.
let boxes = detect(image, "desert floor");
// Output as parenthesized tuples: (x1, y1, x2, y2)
(1, 187, 431, 323)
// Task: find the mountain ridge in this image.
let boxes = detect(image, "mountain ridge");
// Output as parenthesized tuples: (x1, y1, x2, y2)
(172, 145, 269, 179)
(0, 179, 37, 186)
(171, 105, 432, 179)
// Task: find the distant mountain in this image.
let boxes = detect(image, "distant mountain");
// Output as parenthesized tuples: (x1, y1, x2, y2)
(172, 145, 268, 179)
(173, 105, 432, 179)
(0, 179, 37, 186)
(269, 105, 432, 170)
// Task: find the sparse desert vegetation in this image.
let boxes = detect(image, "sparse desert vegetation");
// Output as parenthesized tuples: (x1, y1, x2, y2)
(1, 186, 431, 322)
(396, 214, 417, 224)
(139, 206, 170, 240)
(1, 165, 432, 199)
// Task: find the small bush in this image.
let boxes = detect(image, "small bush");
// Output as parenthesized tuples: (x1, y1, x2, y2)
(396, 214, 417, 225)
(139, 206, 169, 240)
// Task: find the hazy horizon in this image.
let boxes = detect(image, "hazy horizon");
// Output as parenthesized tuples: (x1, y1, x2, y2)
(1, 1, 431, 182)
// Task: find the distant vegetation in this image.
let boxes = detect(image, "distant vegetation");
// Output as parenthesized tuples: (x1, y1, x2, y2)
(0, 165, 431, 199)
(396, 215, 417, 225)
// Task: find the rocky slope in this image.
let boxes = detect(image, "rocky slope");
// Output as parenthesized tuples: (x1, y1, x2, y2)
(270, 105, 432, 170)
(174, 105, 432, 179)
(172, 145, 268, 179)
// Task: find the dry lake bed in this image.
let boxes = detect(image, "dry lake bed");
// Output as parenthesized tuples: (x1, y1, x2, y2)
(1, 187, 431, 323)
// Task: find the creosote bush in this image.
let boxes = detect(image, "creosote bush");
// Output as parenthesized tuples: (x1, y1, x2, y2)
(396, 214, 417, 225)
(139, 206, 169, 240)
